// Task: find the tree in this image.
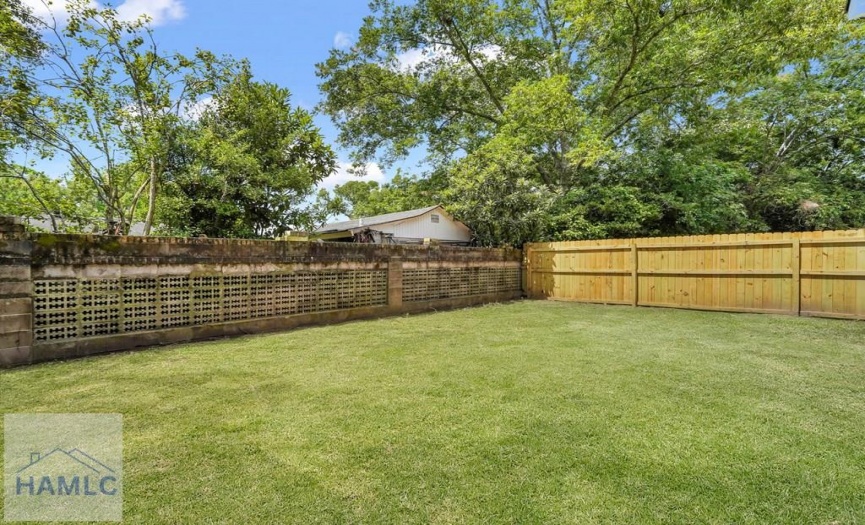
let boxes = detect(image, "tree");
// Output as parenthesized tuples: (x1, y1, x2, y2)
(614, 26, 865, 234)
(158, 68, 337, 238)
(719, 29, 865, 231)
(7, 0, 235, 234)
(333, 170, 445, 218)
(444, 160, 554, 246)
(304, 188, 349, 230)
(0, 0, 44, 168)
(318, 0, 847, 245)
(320, 0, 843, 176)
(0, 166, 100, 231)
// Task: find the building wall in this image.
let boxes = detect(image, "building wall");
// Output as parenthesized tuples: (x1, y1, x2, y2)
(375, 209, 472, 244)
(0, 227, 521, 366)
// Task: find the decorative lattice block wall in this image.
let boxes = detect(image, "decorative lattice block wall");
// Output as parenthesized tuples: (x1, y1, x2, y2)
(402, 267, 521, 302)
(33, 270, 387, 343)
(2, 231, 524, 366)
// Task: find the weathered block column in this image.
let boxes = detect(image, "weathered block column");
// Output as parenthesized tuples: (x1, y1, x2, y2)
(0, 216, 33, 367)
(388, 258, 403, 308)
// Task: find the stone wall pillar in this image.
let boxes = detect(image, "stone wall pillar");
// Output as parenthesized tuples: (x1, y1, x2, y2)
(387, 258, 403, 308)
(0, 216, 33, 367)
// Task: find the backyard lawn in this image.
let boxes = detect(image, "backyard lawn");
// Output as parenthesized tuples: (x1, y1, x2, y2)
(2, 300, 865, 524)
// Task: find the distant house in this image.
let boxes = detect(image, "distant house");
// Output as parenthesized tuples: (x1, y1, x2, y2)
(314, 205, 472, 245)
(24, 215, 146, 235)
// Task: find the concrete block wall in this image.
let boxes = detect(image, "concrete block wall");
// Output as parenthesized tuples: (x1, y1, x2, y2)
(0, 217, 33, 366)
(0, 219, 522, 367)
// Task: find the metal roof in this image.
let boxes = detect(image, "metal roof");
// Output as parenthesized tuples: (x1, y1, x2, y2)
(315, 205, 442, 233)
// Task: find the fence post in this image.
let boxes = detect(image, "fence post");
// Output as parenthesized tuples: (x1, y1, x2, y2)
(524, 246, 532, 299)
(0, 216, 33, 366)
(792, 238, 801, 316)
(631, 241, 639, 307)
(388, 257, 403, 308)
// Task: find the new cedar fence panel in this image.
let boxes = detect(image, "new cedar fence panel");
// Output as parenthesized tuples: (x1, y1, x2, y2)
(525, 229, 865, 320)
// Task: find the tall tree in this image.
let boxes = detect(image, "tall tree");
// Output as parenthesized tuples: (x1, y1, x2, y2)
(158, 69, 337, 238)
(710, 28, 865, 231)
(7, 0, 235, 234)
(607, 25, 865, 235)
(318, 0, 847, 245)
(0, 0, 44, 168)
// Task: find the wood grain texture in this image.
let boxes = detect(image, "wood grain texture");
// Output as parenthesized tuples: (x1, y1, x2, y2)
(525, 230, 865, 320)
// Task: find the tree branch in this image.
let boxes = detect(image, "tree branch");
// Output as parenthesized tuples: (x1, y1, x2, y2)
(438, 16, 506, 115)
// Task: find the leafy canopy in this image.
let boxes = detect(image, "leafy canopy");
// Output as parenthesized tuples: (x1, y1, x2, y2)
(318, 0, 853, 245)
(158, 68, 337, 238)
(319, 0, 843, 183)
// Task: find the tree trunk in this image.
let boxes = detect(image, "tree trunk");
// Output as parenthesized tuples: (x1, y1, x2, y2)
(143, 156, 158, 235)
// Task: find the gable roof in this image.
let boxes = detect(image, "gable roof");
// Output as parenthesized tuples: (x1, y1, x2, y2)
(315, 205, 444, 233)
(16, 448, 115, 474)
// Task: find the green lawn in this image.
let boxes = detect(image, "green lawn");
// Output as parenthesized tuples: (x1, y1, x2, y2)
(2, 301, 865, 524)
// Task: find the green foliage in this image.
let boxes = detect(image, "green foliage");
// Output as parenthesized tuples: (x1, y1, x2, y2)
(0, 166, 99, 231)
(608, 135, 760, 236)
(334, 170, 444, 219)
(547, 185, 662, 241)
(618, 27, 865, 235)
(719, 30, 865, 231)
(6, 1, 239, 234)
(0, 0, 43, 166)
(6, 1, 334, 238)
(446, 154, 554, 246)
(158, 69, 336, 238)
(320, 0, 841, 171)
(304, 188, 350, 230)
(319, 0, 853, 246)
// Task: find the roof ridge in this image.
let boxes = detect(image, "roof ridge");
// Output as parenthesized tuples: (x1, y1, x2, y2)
(315, 205, 442, 233)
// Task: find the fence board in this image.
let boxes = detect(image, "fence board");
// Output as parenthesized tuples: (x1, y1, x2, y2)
(525, 229, 865, 320)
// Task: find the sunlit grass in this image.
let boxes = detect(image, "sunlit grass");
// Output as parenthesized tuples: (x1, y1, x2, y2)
(2, 301, 864, 524)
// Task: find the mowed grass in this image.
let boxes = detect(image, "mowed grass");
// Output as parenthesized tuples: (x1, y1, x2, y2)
(2, 301, 865, 524)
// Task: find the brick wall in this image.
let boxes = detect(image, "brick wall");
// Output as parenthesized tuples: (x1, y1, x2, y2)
(0, 222, 521, 366)
(0, 217, 32, 366)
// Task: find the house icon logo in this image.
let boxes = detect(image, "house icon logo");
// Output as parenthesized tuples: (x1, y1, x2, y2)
(4, 413, 123, 522)
(15, 448, 119, 497)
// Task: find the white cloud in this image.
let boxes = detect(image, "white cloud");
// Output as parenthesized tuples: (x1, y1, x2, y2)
(319, 162, 385, 190)
(22, 0, 96, 25)
(181, 96, 214, 121)
(394, 48, 427, 71)
(22, 0, 185, 27)
(333, 31, 353, 50)
(116, 0, 185, 25)
(477, 44, 502, 62)
(21, 0, 52, 20)
(394, 44, 502, 72)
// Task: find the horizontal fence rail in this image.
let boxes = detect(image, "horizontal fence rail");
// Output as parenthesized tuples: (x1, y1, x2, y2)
(525, 230, 865, 320)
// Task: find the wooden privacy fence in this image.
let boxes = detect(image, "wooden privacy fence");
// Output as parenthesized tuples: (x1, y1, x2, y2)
(525, 230, 865, 320)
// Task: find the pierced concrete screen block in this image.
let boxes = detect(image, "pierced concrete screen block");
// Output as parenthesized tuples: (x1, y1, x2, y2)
(33, 280, 80, 341)
(160, 276, 190, 328)
(80, 279, 121, 338)
(33, 270, 388, 343)
(402, 267, 521, 303)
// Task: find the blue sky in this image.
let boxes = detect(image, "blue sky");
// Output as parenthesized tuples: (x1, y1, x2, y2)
(852, 0, 865, 18)
(152, 0, 393, 188)
(22, 0, 411, 190)
(21, 0, 863, 190)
